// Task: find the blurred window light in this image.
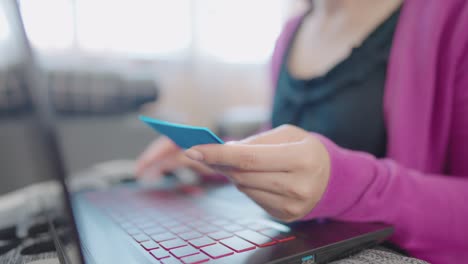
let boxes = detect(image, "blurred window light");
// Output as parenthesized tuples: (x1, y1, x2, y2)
(195, 0, 284, 64)
(0, 6, 10, 42)
(19, 0, 74, 50)
(18, 0, 286, 62)
(75, 0, 191, 58)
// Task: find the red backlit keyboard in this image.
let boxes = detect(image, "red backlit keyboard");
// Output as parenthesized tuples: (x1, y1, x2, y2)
(86, 189, 296, 264)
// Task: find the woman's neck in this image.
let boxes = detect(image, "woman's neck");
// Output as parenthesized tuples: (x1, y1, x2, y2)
(313, 0, 352, 14)
(306, 0, 402, 31)
(312, 0, 401, 18)
(289, 0, 402, 79)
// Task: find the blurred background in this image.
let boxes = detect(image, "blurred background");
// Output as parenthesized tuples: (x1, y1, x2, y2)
(0, 0, 309, 193)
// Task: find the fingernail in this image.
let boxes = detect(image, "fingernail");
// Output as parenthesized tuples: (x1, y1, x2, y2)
(185, 149, 204, 161)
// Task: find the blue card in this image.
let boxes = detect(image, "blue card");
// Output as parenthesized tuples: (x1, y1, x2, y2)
(139, 115, 224, 149)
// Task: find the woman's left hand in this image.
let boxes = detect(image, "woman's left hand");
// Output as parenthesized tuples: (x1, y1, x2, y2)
(184, 125, 331, 222)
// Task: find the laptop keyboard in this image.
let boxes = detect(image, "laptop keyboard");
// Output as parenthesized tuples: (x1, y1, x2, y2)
(85, 188, 296, 264)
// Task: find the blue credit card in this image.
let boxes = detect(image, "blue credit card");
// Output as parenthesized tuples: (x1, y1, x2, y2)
(139, 115, 224, 149)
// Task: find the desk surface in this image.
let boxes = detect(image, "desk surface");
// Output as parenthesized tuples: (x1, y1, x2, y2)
(1, 239, 427, 264)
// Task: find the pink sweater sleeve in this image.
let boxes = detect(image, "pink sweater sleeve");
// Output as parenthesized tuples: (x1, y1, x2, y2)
(305, 134, 468, 264)
(305, 49, 468, 263)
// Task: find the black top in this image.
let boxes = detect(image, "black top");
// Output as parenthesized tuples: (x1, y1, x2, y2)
(271, 8, 400, 157)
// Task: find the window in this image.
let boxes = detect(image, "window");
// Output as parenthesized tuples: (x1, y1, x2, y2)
(75, 0, 191, 58)
(19, 0, 286, 63)
(0, 6, 10, 42)
(19, 0, 74, 50)
(195, 0, 284, 64)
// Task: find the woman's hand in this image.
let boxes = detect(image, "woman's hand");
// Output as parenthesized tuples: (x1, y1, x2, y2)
(135, 136, 216, 180)
(184, 125, 331, 222)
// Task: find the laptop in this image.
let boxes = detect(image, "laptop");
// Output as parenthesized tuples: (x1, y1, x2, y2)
(6, 0, 393, 263)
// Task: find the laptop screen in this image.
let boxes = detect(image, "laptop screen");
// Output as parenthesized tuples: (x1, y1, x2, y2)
(0, 1, 84, 263)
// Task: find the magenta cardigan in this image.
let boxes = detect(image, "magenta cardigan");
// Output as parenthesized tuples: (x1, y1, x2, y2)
(270, 1, 468, 263)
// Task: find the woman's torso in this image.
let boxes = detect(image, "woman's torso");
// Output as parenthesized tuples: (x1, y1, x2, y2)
(272, 5, 401, 157)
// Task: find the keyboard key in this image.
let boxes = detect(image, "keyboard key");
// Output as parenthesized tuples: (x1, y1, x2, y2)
(201, 244, 234, 259)
(132, 234, 150, 243)
(161, 256, 182, 264)
(143, 227, 166, 236)
(223, 224, 244, 232)
(235, 230, 276, 247)
(219, 236, 255, 253)
(150, 248, 170, 260)
(162, 220, 183, 228)
(201, 215, 218, 222)
(132, 217, 153, 225)
(178, 231, 203, 241)
(181, 252, 210, 264)
(188, 237, 216, 248)
(152, 232, 177, 242)
(153, 216, 173, 223)
(259, 229, 296, 242)
(126, 228, 141, 235)
(170, 225, 192, 234)
(187, 220, 207, 228)
(120, 222, 135, 229)
(170, 246, 199, 259)
(208, 231, 233, 240)
(137, 221, 158, 229)
(211, 220, 231, 226)
(196, 225, 219, 234)
(140, 240, 159, 250)
(235, 219, 253, 225)
(147, 211, 164, 217)
(247, 222, 270, 231)
(160, 238, 188, 250)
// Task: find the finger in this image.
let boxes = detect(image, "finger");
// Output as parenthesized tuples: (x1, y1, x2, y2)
(220, 170, 290, 196)
(140, 163, 165, 181)
(136, 137, 179, 176)
(210, 167, 284, 195)
(143, 153, 218, 179)
(186, 143, 304, 172)
(178, 154, 218, 176)
(240, 125, 306, 145)
(236, 186, 299, 222)
(140, 156, 180, 180)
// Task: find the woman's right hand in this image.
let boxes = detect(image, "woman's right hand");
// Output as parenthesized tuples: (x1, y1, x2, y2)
(135, 136, 217, 180)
